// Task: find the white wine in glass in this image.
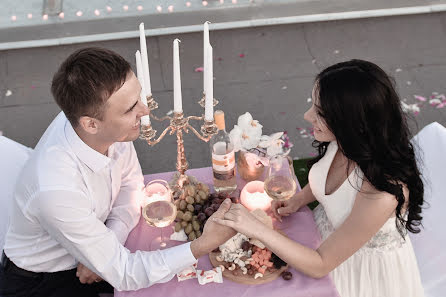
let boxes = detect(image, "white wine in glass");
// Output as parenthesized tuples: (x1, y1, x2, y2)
(142, 180, 176, 248)
(264, 175, 297, 200)
(143, 200, 177, 227)
(264, 155, 297, 201)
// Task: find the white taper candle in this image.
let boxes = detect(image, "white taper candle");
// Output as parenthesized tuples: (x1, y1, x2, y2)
(203, 21, 210, 94)
(173, 39, 183, 113)
(205, 45, 214, 121)
(135, 51, 151, 126)
(139, 23, 152, 96)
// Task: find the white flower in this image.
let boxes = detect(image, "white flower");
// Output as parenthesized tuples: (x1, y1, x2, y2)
(229, 125, 243, 152)
(267, 138, 285, 156)
(258, 132, 283, 148)
(229, 112, 263, 151)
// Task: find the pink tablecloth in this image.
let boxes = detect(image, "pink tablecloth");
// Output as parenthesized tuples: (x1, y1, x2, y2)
(115, 167, 340, 297)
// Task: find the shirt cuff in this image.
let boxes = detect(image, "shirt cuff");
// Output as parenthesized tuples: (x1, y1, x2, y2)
(161, 242, 197, 274)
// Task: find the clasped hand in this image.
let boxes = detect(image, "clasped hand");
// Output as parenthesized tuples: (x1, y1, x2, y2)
(213, 203, 265, 239)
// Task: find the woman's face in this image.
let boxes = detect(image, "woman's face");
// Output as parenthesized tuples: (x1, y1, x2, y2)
(304, 84, 336, 142)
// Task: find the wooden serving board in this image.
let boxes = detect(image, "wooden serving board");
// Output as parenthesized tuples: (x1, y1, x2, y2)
(209, 252, 288, 285)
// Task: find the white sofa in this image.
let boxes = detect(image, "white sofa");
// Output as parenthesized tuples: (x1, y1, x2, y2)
(0, 136, 33, 252)
(410, 122, 446, 297)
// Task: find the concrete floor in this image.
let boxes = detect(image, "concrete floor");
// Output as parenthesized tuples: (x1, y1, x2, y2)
(1, 12, 446, 174)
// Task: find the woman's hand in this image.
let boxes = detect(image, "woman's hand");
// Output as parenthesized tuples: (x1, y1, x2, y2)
(271, 195, 301, 221)
(212, 203, 265, 239)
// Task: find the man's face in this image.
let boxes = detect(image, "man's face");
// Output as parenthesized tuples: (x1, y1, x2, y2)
(96, 71, 149, 143)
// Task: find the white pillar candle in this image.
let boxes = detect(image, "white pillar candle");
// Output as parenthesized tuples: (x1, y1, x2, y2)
(203, 21, 210, 93)
(240, 181, 273, 211)
(204, 45, 214, 121)
(173, 39, 182, 113)
(139, 23, 152, 96)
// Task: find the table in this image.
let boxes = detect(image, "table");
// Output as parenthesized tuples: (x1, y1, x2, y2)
(115, 167, 340, 297)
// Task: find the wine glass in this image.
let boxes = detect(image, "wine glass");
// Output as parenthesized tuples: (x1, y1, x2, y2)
(142, 180, 177, 249)
(264, 155, 297, 201)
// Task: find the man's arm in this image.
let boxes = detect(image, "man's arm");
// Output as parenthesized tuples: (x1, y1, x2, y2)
(106, 142, 144, 245)
(34, 190, 197, 291)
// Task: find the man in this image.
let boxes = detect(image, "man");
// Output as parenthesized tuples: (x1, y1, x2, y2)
(0, 48, 235, 296)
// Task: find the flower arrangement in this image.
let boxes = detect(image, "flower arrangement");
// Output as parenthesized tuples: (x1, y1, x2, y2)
(229, 112, 293, 181)
(229, 112, 293, 156)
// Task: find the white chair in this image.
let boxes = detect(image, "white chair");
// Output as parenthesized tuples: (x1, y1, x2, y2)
(0, 136, 33, 252)
(410, 122, 446, 297)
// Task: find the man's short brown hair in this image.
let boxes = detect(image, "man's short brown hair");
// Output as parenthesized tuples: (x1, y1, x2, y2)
(51, 47, 132, 127)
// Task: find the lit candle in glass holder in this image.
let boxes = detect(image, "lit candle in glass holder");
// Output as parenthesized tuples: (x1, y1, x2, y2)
(240, 180, 272, 211)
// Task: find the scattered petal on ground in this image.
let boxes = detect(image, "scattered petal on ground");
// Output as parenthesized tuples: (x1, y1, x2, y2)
(239, 54, 245, 58)
(406, 81, 412, 86)
(31, 85, 36, 89)
(401, 101, 420, 114)
(414, 95, 426, 102)
(296, 127, 315, 139)
(395, 68, 402, 72)
(194, 67, 204, 72)
(307, 98, 312, 103)
(334, 50, 340, 54)
(312, 59, 316, 64)
(279, 112, 286, 115)
(5, 90, 12, 97)
(282, 86, 287, 90)
(429, 98, 441, 106)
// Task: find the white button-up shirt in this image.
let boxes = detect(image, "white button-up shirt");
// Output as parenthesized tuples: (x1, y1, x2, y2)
(4, 112, 196, 291)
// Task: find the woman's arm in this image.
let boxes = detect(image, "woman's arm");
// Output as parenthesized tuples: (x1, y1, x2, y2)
(215, 181, 398, 278)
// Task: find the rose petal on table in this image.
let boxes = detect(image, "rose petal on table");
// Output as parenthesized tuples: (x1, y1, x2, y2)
(194, 67, 204, 73)
(414, 95, 426, 102)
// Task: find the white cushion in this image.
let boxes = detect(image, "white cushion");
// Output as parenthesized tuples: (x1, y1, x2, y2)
(410, 122, 446, 297)
(0, 136, 32, 251)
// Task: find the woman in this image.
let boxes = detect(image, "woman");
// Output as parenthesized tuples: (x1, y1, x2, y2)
(214, 60, 425, 297)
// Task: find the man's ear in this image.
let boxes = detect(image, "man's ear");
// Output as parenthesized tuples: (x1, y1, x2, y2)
(78, 116, 99, 135)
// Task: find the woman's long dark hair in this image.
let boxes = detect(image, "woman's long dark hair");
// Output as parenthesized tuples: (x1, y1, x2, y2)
(308, 59, 423, 237)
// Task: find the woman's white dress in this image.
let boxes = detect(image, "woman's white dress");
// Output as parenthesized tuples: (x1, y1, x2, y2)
(310, 141, 425, 297)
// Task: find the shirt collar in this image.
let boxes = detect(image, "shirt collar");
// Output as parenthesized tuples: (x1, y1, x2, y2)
(64, 119, 112, 173)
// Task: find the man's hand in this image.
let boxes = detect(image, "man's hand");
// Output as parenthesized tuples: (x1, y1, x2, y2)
(190, 199, 236, 259)
(76, 263, 102, 284)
